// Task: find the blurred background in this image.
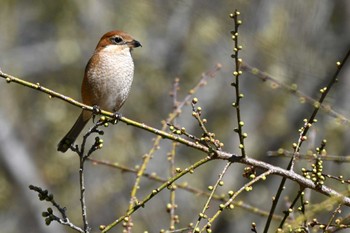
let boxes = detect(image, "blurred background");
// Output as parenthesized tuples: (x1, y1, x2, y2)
(1, 0, 350, 232)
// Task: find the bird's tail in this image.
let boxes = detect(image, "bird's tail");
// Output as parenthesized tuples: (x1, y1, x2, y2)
(57, 111, 90, 152)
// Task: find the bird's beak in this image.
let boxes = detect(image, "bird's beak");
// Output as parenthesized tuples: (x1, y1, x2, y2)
(129, 40, 142, 48)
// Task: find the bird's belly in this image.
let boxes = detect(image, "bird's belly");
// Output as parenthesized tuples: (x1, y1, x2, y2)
(101, 75, 133, 112)
(86, 53, 134, 112)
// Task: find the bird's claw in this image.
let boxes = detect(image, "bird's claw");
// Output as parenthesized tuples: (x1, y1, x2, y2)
(92, 105, 102, 123)
(112, 112, 122, 124)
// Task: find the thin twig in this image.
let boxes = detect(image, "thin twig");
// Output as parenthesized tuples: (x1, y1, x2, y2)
(230, 10, 246, 157)
(268, 150, 350, 163)
(202, 171, 272, 231)
(28, 185, 84, 232)
(79, 157, 89, 232)
(278, 188, 304, 229)
(193, 161, 231, 231)
(241, 63, 350, 125)
(324, 204, 342, 232)
(73, 119, 107, 233)
(168, 78, 180, 231)
(168, 141, 178, 231)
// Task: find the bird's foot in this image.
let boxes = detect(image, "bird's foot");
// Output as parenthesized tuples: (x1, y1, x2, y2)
(112, 112, 122, 124)
(92, 105, 101, 123)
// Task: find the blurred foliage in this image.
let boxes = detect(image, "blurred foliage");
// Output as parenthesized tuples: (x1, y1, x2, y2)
(1, 0, 350, 233)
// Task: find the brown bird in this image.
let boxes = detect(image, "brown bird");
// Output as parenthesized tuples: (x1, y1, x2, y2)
(57, 30, 141, 152)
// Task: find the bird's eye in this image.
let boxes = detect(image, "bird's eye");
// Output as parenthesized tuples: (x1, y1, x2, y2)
(111, 36, 123, 44)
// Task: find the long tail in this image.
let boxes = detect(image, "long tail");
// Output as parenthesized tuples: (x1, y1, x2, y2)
(57, 111, 90, 152)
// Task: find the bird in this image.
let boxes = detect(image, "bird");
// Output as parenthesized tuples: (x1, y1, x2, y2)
(57, 30, 141, 152)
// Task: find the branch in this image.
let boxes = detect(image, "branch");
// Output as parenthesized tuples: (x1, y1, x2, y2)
(0, 69, 236, 158)
(238, 156, 350, 206)
(1, 70, 350, 206)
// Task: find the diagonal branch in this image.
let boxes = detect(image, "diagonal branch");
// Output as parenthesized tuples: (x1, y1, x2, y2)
(0, 68, 233, 158)
(1, 70, 350, 212)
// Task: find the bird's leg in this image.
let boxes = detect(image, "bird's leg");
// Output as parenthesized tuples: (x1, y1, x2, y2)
(92, 105, 101, 123)
(112, 112, 122, 124)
